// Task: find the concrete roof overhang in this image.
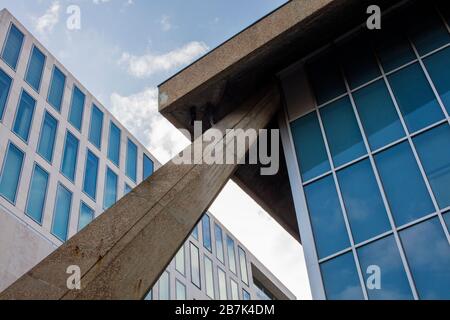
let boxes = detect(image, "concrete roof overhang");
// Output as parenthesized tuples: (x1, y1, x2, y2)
(158, 0, 405, 242)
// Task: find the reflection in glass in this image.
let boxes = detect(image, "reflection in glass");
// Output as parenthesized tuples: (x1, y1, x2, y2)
(13, 90, 36, 142)
(230, 279, 239, 300)
(238, 247, 249, 285)
(88, 104, 104, 150)
(158, 271, 170, 300)
(175, 280, 186, 300)
(47, 67, 66, 112)
(353, 80, 405, 150)
(304, 175, 350, 258)
(1, 24, 24, 70)
(61, 131, 79, 182)
(424, 47, 450, 114)
(337, 159, 391, 244)
(78, 202, 94, 231)
(320, 252, 364, 300)
(320, 97, 366, 167)
(217, 268, 228, 300)
(26, 164, 49, 223)
(204, 256, 215, 299)
(190, 242, 201, 288)
(0, 143, 24, 203)
(52, 184, 72, 241)
(37, 112, 58, 163)
(227, 235, 237, 274)
(68, 86, 85, 132)
(215, 224, 225, 263)
(175, 246, 185, 275)
(202, 214, 212, 252)
(375, 142, 434, 226)
(103, 167, 118, 209)
(83, 150, 99, 200)
(357, 235, 413, 300)
(400, 218, 450, 299)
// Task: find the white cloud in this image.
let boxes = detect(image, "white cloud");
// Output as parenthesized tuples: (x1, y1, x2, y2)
(109, 87, 190, 163)
(119, 41, 209, 78)
(34, 1, 60, 35)
(160, 15, 172, 31)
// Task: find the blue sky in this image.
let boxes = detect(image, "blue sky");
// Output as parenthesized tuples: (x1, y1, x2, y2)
(1, 0, 311, 299)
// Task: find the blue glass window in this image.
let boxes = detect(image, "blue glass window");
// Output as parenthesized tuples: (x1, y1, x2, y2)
(126, 138, 137, 182)
(26, 164, 49, 224)
(25, 46, 45, 92)
(215, 223, 225, 263)
(444, 212, 450, 233)
(388, 63, 443, 133)
(47, 66, 66, 112)
(52, 184, 72, 241)
(424, 47, 450, 114)
(83, 149, 99, 200)
(320, 97, 366, 167)
(414, 124, 450, 209)
(375, 142, 434, 226)
(406, 3, 450, 56)
(60, 131, 79, 182)
(124, 183, 132, 195)
(0, 143, 24, 203)
(190, 243, 201, 288)
(304, 175, 350, 259)
(1, 24, 24, 70)
(107, 122, 121, 167)
(353, 80, 405, 150)
(339, 34, 381, 89)
(103, 167, 118, 209)
(202, 214, 212, 252)
(291, 112, 330, 181)
(13, 90, 36, 142)
(0, 68, 12, 120)
(357, 235, 413, 300)
(88, 104, 103, 150)
(191, 224, 199, 240)
(337, 159, 391, 244)
(78, 202, 94, 231)
(242, 290, 251, 300)
(68, 86, 85, 132)
(238, 246, 249, 285)
(320, 252, 364, 300)
(143, 154, 154, 180)
(400, 217, 450, 299)
(37, 111, 58, 163)
(307, 50, 346, 105)
(227, 235, 237, 274)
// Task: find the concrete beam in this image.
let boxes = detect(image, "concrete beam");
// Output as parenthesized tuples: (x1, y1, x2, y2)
(0, 82, 281, 300)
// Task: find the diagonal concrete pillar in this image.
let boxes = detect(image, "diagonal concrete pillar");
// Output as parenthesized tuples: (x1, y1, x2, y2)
(0, 82, 280, 300)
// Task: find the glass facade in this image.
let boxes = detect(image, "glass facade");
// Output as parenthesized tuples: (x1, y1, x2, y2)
(226, 235, 237, 275)
(238, 246, 249, 285)
(83, 149, 99, 200)
(217, 268, 227, 300)
(175, 279, 186, 300)
(204, 256, 215, 299)
(158, 271, 170, 300)
(1, 24, 24, 70)
(288, 3, 450, 300)
(175, 246, 185, 275)
(143, 154, 154, 180)
(126, 138, 137, 182)
(51, 183, 72, 241)
(0, 143, 24, 203)
(88, 104, 104, 150)
(230, 279, 239, 300)
(202, 214, 212, 252)
(68, 86, 85, 132)
(190, 242, 201, 288)
(78, 202, 94, 231)
(37, 111, 58, 163)
(107, 122, 121, 167)
(13, 90, 36, 142)
(103, 167, 118, 209)
(25, 164, 49, 224)
(214, 224, 225, 263)
(47, 66, 66, 112)
(0, 68, 12, 120)
(60, 131, 79, 182)
(25, 46, 45, 92)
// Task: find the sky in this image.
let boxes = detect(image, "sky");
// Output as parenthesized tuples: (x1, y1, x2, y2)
(0, 0, 312, 299)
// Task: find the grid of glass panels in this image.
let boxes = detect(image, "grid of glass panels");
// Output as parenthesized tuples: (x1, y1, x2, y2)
(290, 3, 450, 300)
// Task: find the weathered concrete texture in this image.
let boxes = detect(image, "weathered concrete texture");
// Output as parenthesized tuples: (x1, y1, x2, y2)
(0, 83, 280, 300)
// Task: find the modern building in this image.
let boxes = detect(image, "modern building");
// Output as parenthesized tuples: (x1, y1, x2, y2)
(0, 8, 294, 300)
(158, 0, 450, 300)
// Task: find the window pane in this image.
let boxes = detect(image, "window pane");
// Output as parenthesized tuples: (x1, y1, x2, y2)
(291, 112, 330, 181)
(357, 235, 413, 300)
(47, 66, 66, 112)
(353, 80, 405, 150)
(103, 167, 118, 209)
(52, 184, 72, 241)
(143, 154, 154, 180)
(444, 212, 450, 233)
(107, 122, 121, 167)
(124, 183, 132, 195)
(190, 242, 201, 288)
(214, 224, 225, 263)
(424, 47, 450, 114)
(0, 68, 12, 120)
(320, 97, 366, 167)
(307, 50, 346, 105)
(238, 247, 249, 285)
(230, 279, 239, 300)
(406, 3, 450, 56)
(217, 268, 228, 300)
(243, 289, 251, 300)
(388, 63, 443, 133)
(175, 246, 185, 275)
(158, 271, 170, 300)
(204, 256, 215, 299)
(126, 138, 137, 182)
(202, 214, 212, 252)
(1, 24, 24, 69)
(83, 150, 99, 200)
(191, 224, 199, 240)
(400, 217, 450, 299)
(13, 90, 36, 142)
(68, 86, 85, 131)
(337, 159, 391, 244)
(60, 131, 79, 182)
(320, 252, 364, 300)
(88, 104, 103, 150)
(304, 175, 350, 259)
(340, 34, 381, 89)
(375, 142, 434, 226)
(78, 202, 94, 231)
(175, 280, 186, 300)
(0, 143, 24, 203)
(414, 124, 450, 209)
(227, 235, 237, 274)
(25, 46, 45, 92)
(25, 164, 49, 223)
(37, 111, 58, 163)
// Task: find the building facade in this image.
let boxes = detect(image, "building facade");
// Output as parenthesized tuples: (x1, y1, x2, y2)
(0, 8, 294, 300)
